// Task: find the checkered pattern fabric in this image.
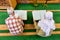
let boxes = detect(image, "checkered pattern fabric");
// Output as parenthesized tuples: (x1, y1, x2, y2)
(5, 15, 24, 35)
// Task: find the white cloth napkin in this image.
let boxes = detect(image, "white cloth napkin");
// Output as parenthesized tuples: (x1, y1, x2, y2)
(14, 10, 27, 20)
(32, 10, 46, 20)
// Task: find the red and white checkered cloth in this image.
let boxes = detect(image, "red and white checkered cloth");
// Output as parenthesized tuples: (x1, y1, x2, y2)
(5, 15, 24, 35)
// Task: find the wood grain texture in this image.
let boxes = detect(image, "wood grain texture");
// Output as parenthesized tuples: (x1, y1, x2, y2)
(0, 24, 35, 30)
(0, 31, 60, 36)
(0, 24, 60, 30)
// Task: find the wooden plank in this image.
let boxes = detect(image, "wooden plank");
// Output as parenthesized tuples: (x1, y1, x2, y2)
(55, 24, 60, 28)
(52, 31, 60, 34)
(47, 0, 59, 3)
(24, 24, 35, 29)
(0, 31, 60, 36)
(48, 10, 60, 12)
(0, 24, 35, 30)
(0, 23, 60, 30)
(33, 20, 60, 28)
(0, 32, 36, 36)
(0, 10, 7, 12)
(17, 0, 60, 3)
(37, 0, 59, 3)
(0, 6, 7, 9)
(24, 10, 60, 12)
(17, 0, 35, 3)
(1, 10, 60, 12)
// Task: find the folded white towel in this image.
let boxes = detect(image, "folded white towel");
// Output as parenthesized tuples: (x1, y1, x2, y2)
(32, 10, 46, 20)
(14, 10, 27, 20)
